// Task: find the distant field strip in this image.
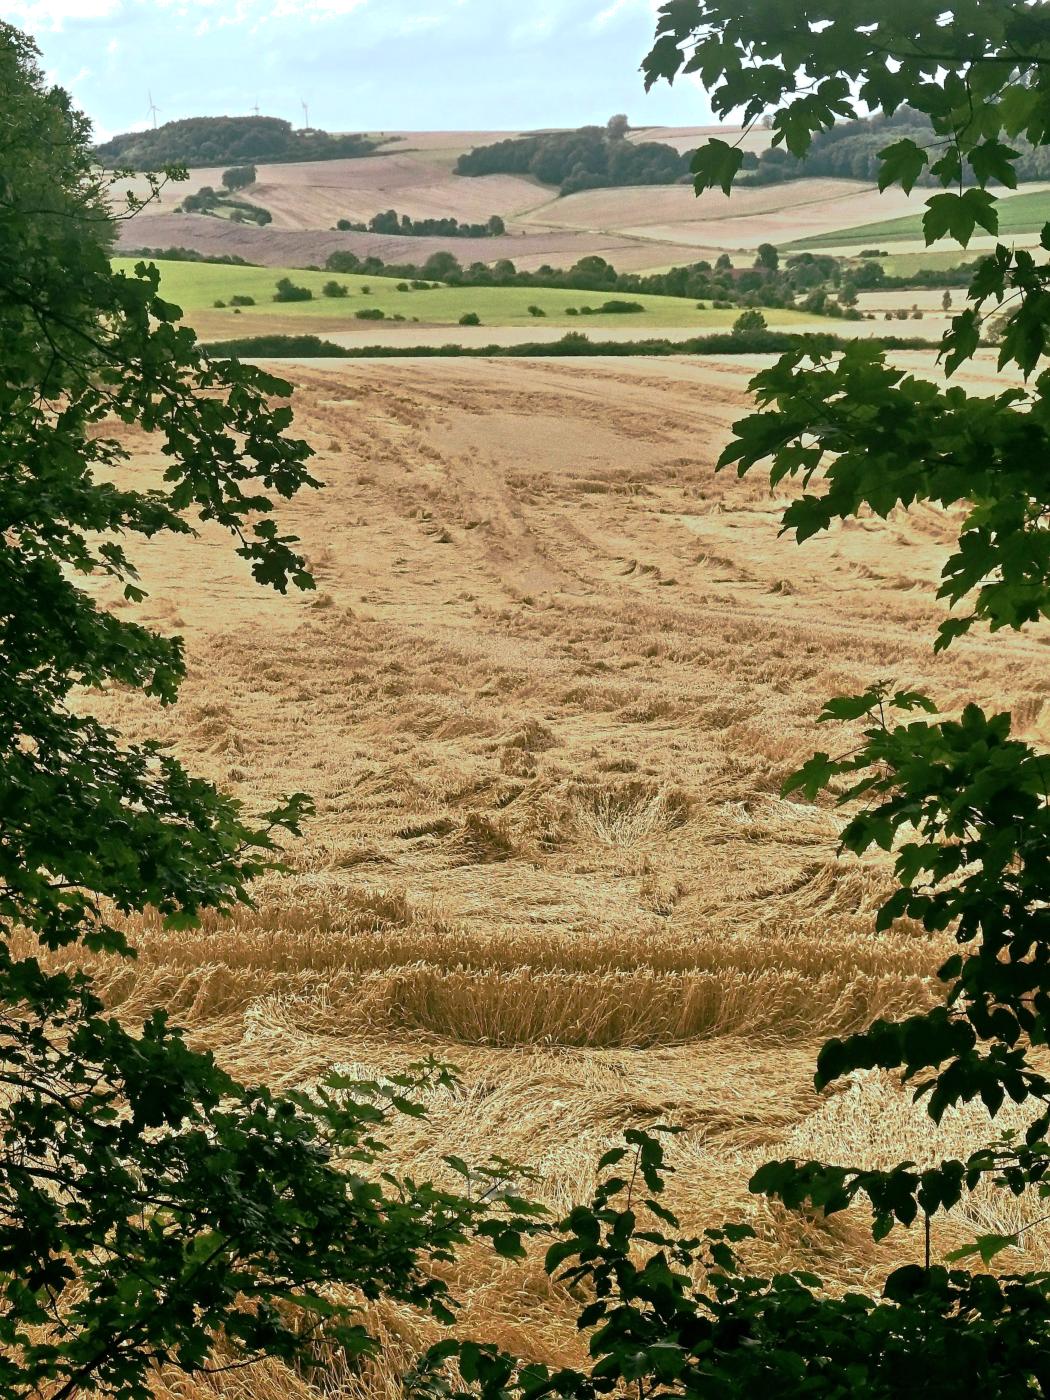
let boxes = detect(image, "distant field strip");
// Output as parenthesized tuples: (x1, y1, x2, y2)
(785, 186, 1050, 250)
(113, 256, 815, 330)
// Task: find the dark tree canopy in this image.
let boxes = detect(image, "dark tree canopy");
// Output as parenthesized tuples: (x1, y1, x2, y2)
(93, 115, 382, 170)
(455, 125, 691, 194)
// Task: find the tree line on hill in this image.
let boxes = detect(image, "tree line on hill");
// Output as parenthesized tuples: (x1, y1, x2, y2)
(740, 105, 1050, 185)
(93, 115, 384, 169)
(455, 116, 691, 194)
(201, 327, 939, 360)
(335, 209, 508, 236)
(322, 244, 894, 316)
(459, 107, 1050, 196)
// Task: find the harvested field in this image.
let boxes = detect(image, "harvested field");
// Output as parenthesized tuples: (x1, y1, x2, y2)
(519, 179, 923, 248)
(112, 135, 941, 272)
(626, 123, 774, 155)
(68, 352, 1050, 1399)
(115, 212, 714, 274)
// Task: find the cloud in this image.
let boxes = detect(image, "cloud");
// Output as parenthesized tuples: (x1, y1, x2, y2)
(510, 14, 554, 45)
(271, 0, 365, 17)
(0, 0, 121, 29)
(589, 0, 630, 28)
(589, 0, 658, 28)
(398, 12, 442, 35)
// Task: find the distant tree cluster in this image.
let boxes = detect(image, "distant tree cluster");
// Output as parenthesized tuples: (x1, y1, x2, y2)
(121, 245, 251, 265)
(740, 105, 1050, 185)
(179, 184, 272, 225)
(324, 246, 869, 316)
(455, 123, 691, 195)
(93, 115, 383, 170)
(273, 275, 313, 302)
(336, 209, 508, 237)
(222, 163, 256, 190)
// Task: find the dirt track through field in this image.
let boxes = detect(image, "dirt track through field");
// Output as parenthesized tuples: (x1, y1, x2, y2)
(71, 355, 1050, 1399)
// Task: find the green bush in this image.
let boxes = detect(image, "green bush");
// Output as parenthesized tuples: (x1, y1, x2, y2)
(732, 308, 768, 335)
(228, 294, 255, 306)
(322, 280, 349, 298)
(459, 311, 481, 325)
(273, 276, 312, 303)
(355, 307, 386, 320)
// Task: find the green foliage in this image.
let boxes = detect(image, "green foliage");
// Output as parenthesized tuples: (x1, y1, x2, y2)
(273, 275, 313, 302)
(367, 208, 508, 238)
(633, 0, 1050, 1387)
(203, 331, 938, 362)
(120, 244, 255, 266)
(221, 163, 256, 191)
(459, 311, 481, 325)
(179, 183, 272, 225)
(732, 308, 768, 334)
(410, 1130, 1050, 1399)
(93, 115, 381, 170)
(455, 126, 691, 195)
(0, 22, 541, 1396)
(320, 244, 951, 307)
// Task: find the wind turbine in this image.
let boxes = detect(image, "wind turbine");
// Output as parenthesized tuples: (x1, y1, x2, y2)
(147, 90, 160, 129)
(300, 100, 310, 130)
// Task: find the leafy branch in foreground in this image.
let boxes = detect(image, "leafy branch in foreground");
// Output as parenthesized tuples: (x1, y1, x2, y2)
(411, 1129, 1050, 1400)
(466, 1, 1050, 1390)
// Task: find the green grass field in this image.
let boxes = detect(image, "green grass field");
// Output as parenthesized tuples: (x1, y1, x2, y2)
(112, 257, 818, 331)
(785, 186, 1050, 251)
(874, 248, 983, 277)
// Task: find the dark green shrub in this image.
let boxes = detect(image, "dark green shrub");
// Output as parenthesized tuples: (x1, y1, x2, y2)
(273, 276, 312, 303)
(732, 308, 768, 334)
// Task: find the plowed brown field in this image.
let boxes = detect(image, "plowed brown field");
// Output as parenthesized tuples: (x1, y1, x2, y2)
(66, 354, 1048, 1400)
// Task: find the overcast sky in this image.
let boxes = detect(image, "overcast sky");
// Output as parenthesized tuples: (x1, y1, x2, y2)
(1, 0, 715, 141)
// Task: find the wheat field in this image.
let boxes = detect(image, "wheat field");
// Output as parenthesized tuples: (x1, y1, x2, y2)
(66, 352, 1050, 1398)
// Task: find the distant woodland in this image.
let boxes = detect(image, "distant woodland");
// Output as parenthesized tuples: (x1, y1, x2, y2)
(93, 116, 384, 169)
(336, 210, 507, 237)
(458, 109, 1050, 193)
(456, 121, 692, 194)
(741, 106, 1050, 184)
